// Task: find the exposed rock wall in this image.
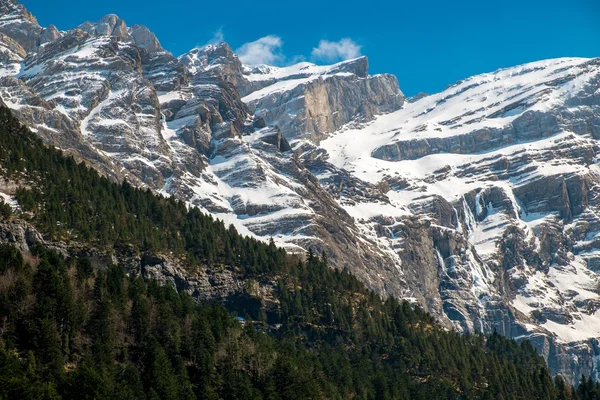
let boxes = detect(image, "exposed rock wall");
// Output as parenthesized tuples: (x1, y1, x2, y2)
(242, 57, 404, 142)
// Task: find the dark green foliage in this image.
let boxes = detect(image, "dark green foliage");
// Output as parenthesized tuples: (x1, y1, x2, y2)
(577, 374, 600, 400)
(0, 243, 582, 399)
(0, 199, 11, 219)
(0, 347, 60, 400)
(0, 243, 22, 273)
(0, 106, 583, 398)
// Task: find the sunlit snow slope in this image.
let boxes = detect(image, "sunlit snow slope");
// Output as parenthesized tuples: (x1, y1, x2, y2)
(319, 57, 600, 348)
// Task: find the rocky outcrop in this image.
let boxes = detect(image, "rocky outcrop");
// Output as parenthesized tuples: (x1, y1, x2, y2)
(40, 24, 61, 45)
(130, 24, 163, 53)
(140, 253, 246, 300)
(371, 109, 576, 161)
(241, 57, 405, 142)
(0, 219, 45, 253)
(179, 43, 246, 88)
(0, 0, 42, 52)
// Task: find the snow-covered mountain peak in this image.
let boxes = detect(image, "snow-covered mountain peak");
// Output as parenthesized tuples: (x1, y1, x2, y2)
(322, 57, 599, 172)
(177, 42, 238, 75)
(75, 14, 164, 54)
(243, 56, 368, 83)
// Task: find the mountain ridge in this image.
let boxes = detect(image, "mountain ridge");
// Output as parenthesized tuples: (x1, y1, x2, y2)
(0, 0, 599, 384)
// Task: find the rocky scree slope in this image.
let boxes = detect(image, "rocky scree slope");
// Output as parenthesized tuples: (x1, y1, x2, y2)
(0, 0, 600, 384)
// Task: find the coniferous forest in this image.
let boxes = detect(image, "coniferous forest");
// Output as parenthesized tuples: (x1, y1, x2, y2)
(0, 105, 598, 399)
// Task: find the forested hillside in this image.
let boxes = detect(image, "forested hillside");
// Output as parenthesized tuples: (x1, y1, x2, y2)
(0, 105, 592, 399)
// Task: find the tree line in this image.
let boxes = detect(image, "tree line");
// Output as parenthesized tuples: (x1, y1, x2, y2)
(0, 105, 592, 398)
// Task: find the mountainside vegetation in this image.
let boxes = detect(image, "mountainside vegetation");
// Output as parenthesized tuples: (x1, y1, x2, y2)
(0, 105, 592, 399)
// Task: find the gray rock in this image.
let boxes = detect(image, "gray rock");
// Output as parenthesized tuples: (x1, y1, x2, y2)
(0, 0, 42, 52)
(130, 24, 162, 53)
(243, 57, 405, 142)
(40, 24, 61, 45)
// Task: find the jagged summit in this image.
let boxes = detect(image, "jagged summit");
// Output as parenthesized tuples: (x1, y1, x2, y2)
(177, 41, 239, 75)
(76, 14, 164, 53)
(77, 14, 128, 38)
(0, 0, 165, 55)
(0, 0, 37, 25)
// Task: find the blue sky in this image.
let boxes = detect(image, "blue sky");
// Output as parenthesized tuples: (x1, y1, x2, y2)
(22, 0, 600, 96)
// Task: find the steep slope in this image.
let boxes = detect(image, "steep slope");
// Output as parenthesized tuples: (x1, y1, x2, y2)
(317, 57, 600, 381)
(241, 56, 404, 142)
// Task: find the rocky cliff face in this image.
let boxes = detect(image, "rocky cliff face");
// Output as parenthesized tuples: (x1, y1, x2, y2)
(317, 57, 600, 382)
(177, 46, 405, 142)
(0, 0, 599, 385)
(241, 57, 404, 142)
(0, 0, 42, 52)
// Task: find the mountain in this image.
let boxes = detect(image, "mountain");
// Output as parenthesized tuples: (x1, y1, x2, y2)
(316, 57, 600, 380)
(0, 6, 409, 314)
(0, 105, 571, 399)
(0, 0, 599, 384)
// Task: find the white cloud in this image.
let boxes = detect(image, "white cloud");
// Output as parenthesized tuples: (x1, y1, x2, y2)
(207, 27, 225, 45)
(235, 36, 361, 67)
(195, 27, 225, 48)
(311, 38, 362, 63)
(236, 35, 284, 66)
(288, 54, 307, 64)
